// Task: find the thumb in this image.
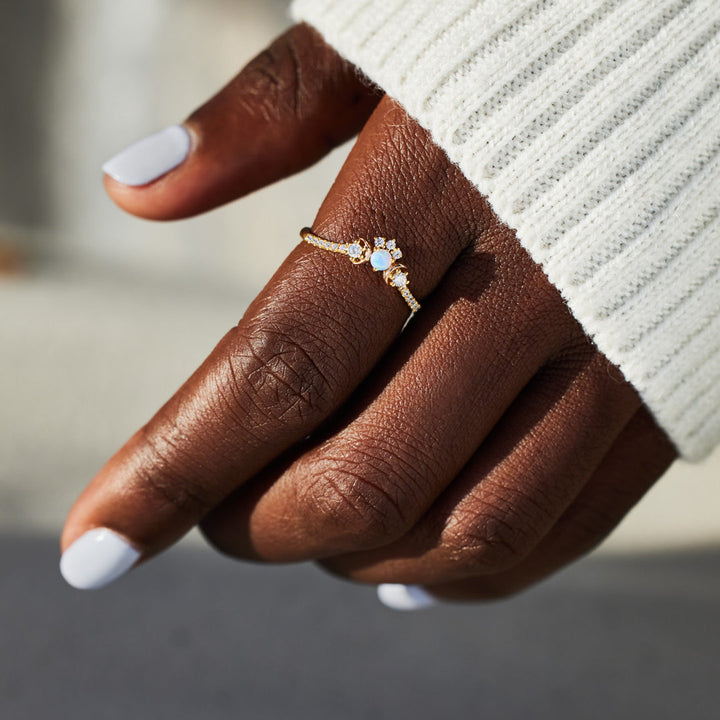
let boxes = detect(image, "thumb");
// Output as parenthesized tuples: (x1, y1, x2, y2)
(101, 22, 380, 220)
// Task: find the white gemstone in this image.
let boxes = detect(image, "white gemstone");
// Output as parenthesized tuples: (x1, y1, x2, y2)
(391, 249, 402, 259)
(348, 243, 362, 258)
(370, 249, 392, 271)
(386, 240, 396, 250)
(374, 237, 385, 248)
(392, 272, 408, 287)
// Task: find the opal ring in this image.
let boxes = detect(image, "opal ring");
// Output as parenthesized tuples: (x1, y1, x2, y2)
(300, 228, 421, 315)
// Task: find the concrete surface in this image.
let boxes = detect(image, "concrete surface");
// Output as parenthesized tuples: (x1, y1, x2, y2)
(1, 535, 718, 720)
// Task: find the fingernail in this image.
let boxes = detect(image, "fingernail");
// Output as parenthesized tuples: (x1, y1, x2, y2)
(102, 124, 191, 186)
(377, 583, 437, 611)
(60, 528, 140, 590)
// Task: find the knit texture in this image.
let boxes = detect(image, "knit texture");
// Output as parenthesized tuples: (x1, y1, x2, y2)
(292, 0, 720, 461)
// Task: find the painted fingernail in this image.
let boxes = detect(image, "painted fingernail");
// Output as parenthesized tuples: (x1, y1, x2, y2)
(60, 528, 140, 590)
(377, 583, 437, 611)
(102, 124, 191, 186)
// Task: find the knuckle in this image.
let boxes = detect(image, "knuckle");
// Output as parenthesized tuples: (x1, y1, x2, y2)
(241, 26, 322, 123)
(244, 47, 302, 119)
(441, 496, 543, 573)
(227, 323, 338, 432)
(296, 455, 414, 551)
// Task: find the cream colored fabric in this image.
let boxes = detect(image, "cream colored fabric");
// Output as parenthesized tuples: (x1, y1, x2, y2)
(291, 0, 720, 460)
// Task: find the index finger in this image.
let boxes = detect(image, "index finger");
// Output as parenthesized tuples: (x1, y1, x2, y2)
(60, 97, 488, 589)
(102, 23, 380, 220)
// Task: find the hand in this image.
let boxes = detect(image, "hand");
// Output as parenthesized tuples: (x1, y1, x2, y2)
(60, 24, 677, 602)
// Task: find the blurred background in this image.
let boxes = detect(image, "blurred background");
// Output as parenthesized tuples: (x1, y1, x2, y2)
(1, 1, 718, 718)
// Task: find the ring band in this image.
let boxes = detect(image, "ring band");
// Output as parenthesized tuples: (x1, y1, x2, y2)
(300, 228, 421, 315)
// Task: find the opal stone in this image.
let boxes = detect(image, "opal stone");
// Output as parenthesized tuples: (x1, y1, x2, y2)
(370, 249, 392, 271)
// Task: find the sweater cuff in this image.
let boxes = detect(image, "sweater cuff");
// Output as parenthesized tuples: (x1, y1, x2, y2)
(292, 0, 720, 460)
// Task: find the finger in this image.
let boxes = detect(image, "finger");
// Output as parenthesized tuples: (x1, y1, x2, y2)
(103, 23, 380, 220)
(416, 406, 677, 602)
(60, 97, 484, 588)
(199, 230, 576, 562)
(315, 347, 642, 586)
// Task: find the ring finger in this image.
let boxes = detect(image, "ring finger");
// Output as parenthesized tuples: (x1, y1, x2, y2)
(406, 406, 676, 603)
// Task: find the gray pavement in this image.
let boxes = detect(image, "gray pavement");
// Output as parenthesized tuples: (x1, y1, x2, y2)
(1, 534, 719, 720)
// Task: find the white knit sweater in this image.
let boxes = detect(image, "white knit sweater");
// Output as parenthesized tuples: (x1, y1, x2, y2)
(291, 0, 720, 461)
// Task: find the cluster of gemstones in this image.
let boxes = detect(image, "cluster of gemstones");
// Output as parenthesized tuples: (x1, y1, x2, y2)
(301, 229, 421, 314)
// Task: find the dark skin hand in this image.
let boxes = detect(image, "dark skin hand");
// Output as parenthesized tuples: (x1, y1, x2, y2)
(61, 24, 677, 601)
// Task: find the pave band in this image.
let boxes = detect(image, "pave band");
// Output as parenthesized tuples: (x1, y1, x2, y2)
(300, 228, 421, 315)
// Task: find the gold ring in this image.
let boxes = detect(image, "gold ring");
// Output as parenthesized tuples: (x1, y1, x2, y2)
(300, 228, 421, 315)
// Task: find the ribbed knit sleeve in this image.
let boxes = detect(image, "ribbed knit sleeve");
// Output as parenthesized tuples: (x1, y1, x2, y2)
(291, 0, 720, 461)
